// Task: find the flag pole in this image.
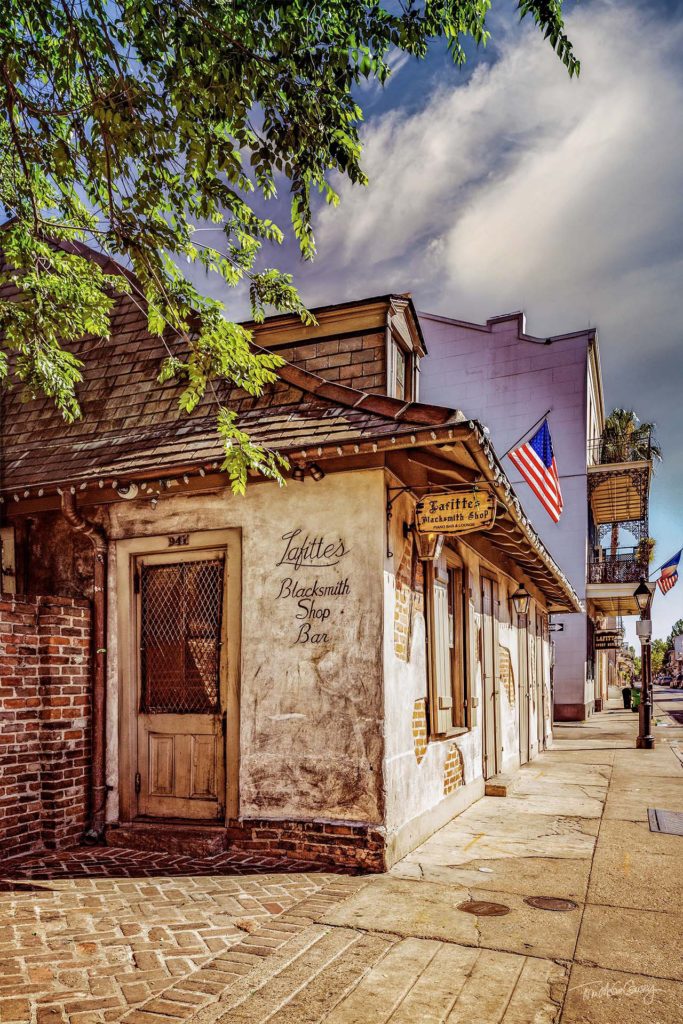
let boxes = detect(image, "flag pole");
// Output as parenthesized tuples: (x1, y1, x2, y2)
(501, 409, 552, 460)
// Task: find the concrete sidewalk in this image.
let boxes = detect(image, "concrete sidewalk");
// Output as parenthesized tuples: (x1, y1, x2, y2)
(183, 689, 683, 1024)
(2, 692, 682, 1024)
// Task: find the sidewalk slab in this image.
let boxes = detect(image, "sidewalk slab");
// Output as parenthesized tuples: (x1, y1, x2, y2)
(575, 905, 683, 981)
(393, 853, 592, 902)
(562, 964, 683, 1024)
(587, 846, 683, 914)
(603, 778, 683, 822)
(321, 875, 582, 960)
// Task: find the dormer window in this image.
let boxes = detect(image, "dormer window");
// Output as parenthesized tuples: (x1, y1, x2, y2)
(394, 343, 408, 401)
(391, 337, 415, 402)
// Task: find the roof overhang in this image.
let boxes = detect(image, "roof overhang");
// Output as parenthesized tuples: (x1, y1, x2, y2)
(586, 585, 641, 617)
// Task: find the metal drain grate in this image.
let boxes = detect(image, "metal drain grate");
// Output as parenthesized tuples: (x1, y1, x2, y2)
(524, 896, 578, 912)
(457, 900, 510, 917)
(648, 808, 683, 835)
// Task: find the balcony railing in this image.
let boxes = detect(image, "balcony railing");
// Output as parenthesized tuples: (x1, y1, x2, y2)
(587, 429, 652, 466)
(587, 552, 647, 585)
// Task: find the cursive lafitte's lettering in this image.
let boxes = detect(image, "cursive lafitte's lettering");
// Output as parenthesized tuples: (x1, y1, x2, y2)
(276, 529, 348, 571)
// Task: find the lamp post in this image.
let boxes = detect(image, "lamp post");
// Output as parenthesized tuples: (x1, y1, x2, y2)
(634, 577, 656, 750)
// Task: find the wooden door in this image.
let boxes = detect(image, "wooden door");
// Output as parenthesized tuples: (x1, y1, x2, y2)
(536, 611, 546, 751)
(480, 576, 500, 779)
(135, 550, 227, 820)
(518, 613, 530, 765)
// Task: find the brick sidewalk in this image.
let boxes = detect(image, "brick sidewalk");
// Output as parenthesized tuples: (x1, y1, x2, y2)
(0, 846, 353, 1024)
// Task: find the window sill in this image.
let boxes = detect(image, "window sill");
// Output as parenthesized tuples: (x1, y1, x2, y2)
(430, 726, 469, 742)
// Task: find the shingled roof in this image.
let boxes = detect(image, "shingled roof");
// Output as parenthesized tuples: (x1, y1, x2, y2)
(0, 241, 582, 612)
(0, 283, 465, 493)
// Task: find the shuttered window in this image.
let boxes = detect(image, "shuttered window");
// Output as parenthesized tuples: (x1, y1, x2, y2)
(429, 558, 467, 736)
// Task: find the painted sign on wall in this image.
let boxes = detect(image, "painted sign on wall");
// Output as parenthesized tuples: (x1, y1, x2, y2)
(416, 490, 496, 536)
(275, 529, 350, 646)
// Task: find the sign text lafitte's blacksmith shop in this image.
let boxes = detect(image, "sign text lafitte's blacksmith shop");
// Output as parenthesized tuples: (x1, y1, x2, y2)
(275, 529, 350, 645)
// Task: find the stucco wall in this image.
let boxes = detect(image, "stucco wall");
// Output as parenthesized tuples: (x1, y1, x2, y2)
(104, 468, 386, 826)
(382, 490, 553, 845)
(419, 313, 591, 710)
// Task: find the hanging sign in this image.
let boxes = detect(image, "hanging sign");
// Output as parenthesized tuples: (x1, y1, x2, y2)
(415, 489, 497, 536)
(594, 629, 624, 650)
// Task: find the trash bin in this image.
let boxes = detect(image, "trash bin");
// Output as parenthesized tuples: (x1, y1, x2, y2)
(630, 687, 641, 712)
(622, 686, 632, 709)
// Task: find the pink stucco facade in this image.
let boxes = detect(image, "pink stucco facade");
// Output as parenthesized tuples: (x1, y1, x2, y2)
(419, 311, 602, 720)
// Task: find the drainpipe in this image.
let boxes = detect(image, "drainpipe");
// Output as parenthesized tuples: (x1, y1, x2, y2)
(60, 491, 108, 843)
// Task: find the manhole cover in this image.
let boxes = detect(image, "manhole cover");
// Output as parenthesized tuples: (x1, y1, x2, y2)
(524, 896, 578, 912)
(457, 900, 510, 917)
(648, 808, 683, 836)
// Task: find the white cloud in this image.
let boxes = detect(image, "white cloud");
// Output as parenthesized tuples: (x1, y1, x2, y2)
(300, 0, 683, 640)
(308, 0, 683, 357)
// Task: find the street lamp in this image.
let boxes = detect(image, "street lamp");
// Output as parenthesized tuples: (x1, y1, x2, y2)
(413, 530, 445, 562)
(634, 576, 656, 750)
(511, 583, 531, 618)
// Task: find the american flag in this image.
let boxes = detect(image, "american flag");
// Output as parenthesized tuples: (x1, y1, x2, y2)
(508, 419, 563, 523)
(657, 550, 681, 594)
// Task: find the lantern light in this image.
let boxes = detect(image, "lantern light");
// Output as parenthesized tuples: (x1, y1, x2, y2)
(511, 583, 531, 617)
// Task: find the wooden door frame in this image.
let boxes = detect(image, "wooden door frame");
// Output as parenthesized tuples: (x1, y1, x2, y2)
(517, 611, 530, 765)
(536, 610, 546, 751)
(116, 529, 242, 824)
(480, 573, 500, 779)
(426, 548, 469, 737)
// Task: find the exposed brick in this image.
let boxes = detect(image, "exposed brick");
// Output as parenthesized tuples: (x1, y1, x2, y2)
(0, 596, 91, 861)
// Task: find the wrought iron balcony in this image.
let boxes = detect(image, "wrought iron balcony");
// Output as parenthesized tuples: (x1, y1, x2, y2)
(587, 429, 652, 466)
(587, 549, 648, 585)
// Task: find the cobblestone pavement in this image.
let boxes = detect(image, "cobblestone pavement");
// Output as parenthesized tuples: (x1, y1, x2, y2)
(0, 846, 358, 1024)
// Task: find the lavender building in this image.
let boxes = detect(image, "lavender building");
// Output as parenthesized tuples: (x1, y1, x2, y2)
(419, 311, 652, 721)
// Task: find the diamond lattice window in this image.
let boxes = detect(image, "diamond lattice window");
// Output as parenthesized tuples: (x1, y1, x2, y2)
(140, 558, 224, 714)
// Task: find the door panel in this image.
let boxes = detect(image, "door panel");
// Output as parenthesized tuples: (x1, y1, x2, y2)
(536, 611, 546, 751)
(135, 552, 226, 820)
(433, 580, 453, 735)
(481, 576, 500, 779)
(518, 614, 530, 765)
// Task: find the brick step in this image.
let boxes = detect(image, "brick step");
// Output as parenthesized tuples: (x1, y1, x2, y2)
(484, 773, 521, 798)
(106, 821, 229, 857)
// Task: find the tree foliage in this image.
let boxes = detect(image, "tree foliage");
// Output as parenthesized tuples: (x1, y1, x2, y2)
(651, 637, 667, 675)
(0, 0, 579, 489)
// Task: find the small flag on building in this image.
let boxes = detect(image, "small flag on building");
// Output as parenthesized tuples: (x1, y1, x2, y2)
(508, 419, 563, 522)
(657, 550, 681, 594)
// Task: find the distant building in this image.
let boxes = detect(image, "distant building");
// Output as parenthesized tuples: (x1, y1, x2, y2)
(419, 310, 653, 720)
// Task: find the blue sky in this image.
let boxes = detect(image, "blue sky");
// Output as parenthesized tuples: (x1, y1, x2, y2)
(194, 0, 683, 643)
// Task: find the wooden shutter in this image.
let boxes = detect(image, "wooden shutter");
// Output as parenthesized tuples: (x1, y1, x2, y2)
(432, 578, 455, 734)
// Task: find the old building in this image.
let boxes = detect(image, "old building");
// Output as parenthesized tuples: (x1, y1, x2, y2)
(419, 311, 653, 720)
(0, 255, 581, 869)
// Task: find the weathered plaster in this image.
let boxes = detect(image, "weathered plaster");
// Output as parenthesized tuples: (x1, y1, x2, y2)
(105, 468, 386, 825)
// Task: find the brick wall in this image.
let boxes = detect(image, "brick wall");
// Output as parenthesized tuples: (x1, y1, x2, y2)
(443, 743, 465, 795)
(0, 596, 91, 860)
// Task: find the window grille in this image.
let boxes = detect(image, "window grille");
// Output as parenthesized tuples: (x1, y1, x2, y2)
(140, 558, 224, 714)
